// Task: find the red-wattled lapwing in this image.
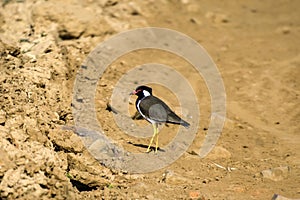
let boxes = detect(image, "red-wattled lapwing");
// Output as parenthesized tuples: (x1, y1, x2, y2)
(130, 85, 190, 153)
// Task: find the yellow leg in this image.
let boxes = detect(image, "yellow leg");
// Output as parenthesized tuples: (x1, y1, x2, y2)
(146, 123, 158, 153)
(155, 124, 159, 153)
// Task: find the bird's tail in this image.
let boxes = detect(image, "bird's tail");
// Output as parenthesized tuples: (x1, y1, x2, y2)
(167, 112, 190, 128)
(180, 120, 190, 129)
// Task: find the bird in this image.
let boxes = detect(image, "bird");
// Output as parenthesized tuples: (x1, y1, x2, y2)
(130, 85, 190, 153)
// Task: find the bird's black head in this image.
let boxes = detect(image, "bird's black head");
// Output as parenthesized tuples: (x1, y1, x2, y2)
(130, 85, 152, 98)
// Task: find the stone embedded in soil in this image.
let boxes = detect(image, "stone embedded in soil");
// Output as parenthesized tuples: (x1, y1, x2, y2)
(49, 129, 84, 153)
(205, 11, 229, 23)
(24, 117, 48, 144)
(205, 146, 232, 160)
(146, 194, 155, 200)
(271, 194, 297, 200)
(0, 149, 16, 177)
(4, 115, 24, 130)
(66, 153, 112, 188)
(162, 170, 189, 185)
(10, 129, 29, 143)
(276, 26, 291, 35)
(0, 109, 6, 124)
(261, 166, 290, 181)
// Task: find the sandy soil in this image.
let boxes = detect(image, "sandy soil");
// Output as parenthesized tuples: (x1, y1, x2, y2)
(0, 0, 299, 199)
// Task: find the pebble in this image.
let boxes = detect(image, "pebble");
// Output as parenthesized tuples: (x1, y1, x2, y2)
(202, 178, 211, 184)
(146, 194, 155, 200)
(276, 26, 291, 34)
(205, 11, 229, 23)
(0, 109, 6, 124)
(206, 146, 232, 160)
(261, 166, 290, 181)
(131, 192, 139, 199)
(271, 194, 297, 200)
(162, 170, 189, 185)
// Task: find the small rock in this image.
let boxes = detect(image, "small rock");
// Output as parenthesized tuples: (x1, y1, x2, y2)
(162, 170, 188, 185)
(5, 115, 24, 130)
(261, 166, 290, 181)
(189, 17, 202, 25)
(10, 129, 28, 143)
(281, 27, 291, 34)
(131, 192, 139, 199)
(1, 168, 23, 188)
(0, 149, 16, 177)
(206, 146, 231, 160)
(271, 194, 296, 200)
(202, 178, 211, 184)
(276, 26, 291, 35)
(0, 109, 6, 124)
(124, 174, 144, 180)
(128, 2, 142, 16)
(146, 194, 155, 200)
(49, 111, 60, 122)
(205, 12, 229, 23)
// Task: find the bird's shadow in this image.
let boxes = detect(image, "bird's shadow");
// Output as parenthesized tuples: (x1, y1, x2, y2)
(127, 141, 166, 152)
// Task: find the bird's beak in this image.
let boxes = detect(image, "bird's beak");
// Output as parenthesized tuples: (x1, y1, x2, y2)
(129, 90, 136, 95)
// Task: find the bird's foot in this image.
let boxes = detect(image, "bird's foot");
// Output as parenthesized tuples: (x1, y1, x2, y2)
(145, 147, 159, 153)
(146, 146, 151, 153)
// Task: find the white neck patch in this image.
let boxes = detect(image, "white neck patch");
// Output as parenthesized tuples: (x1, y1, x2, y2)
(143, 90, 151, 97)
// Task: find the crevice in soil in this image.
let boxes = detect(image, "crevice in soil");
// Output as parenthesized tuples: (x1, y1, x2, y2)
(70, 179, 97, 192)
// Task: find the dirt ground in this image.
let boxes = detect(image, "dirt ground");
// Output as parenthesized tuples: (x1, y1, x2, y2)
(0, 0, 299, 199)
